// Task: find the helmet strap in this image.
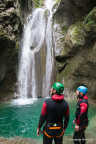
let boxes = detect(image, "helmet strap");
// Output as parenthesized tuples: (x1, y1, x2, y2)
(77, 95, 83, 99)
(77, 92, 84, 99)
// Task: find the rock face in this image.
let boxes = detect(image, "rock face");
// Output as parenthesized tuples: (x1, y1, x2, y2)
(0, 0, 22, 95)
(53, 0, 96, 99)
(17, 0, 33, 24)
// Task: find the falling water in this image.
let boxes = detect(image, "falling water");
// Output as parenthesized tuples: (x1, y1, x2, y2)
(18, 0, 56, 98)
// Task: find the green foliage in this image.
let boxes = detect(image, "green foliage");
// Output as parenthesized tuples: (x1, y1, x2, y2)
(84, 7, 96, 32)
(55, 0, 61, 4)
(33, 0, 44, 8)
(62, 25, 68, 33)
(84, 7, 96, 24)
(0, 30, 9, 40)
(69, 23, 86, 46)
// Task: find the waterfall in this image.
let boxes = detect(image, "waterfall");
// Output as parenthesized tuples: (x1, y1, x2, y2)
(17, 0, 55, 98)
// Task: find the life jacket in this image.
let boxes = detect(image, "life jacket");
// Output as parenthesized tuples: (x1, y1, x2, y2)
(43, 94, 68, 138)
(75, 95, 88, 127)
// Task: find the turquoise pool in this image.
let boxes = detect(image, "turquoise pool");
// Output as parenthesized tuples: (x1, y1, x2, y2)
(0, 98, 95, 139)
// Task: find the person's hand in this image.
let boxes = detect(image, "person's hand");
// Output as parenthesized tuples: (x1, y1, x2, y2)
(37, 128, 40, 136)
(60, 128, 65, 136)
(75, 125, 79, 131)
(62, 129, 65, 135)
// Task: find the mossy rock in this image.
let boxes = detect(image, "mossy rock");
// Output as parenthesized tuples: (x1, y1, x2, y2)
(58, 7, 96, 58)
(55, 7, 96, 99)
(0, 30, 10, 41)
(33, 0, 44, 8)
(84, 7, 96, 32)
(65, 23, 86, 48)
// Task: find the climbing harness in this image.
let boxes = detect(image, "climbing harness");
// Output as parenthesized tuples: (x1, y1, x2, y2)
(43, 123, 64, 138)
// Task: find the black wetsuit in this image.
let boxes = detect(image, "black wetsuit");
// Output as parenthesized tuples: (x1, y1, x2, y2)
(38, 94, 69, 144)
(73, 95, 88, 144)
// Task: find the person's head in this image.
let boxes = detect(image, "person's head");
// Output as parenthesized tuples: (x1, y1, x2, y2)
(50, 82, 64, 95)
(76, 85, 88, 99)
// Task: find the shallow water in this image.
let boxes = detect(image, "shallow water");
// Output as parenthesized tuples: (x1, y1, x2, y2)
(0, 98, 96, 139)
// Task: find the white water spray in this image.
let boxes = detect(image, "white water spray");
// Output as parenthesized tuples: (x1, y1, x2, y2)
(17, 0, 56, 99)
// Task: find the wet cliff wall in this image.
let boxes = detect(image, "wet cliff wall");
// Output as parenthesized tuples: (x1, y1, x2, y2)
(53, 0, 96, 99)
(0, 0, 22, 96)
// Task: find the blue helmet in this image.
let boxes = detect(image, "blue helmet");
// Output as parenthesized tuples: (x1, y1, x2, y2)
(77, 86, 88, 95)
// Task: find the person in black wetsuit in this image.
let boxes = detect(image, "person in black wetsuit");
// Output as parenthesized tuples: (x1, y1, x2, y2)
(37, 82, 70, 144)
(73, 86, 89, 144)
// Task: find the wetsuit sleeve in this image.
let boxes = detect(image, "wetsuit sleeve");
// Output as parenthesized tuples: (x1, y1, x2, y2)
(64, 104, 70, 130)
(38, 102, 47, 128)
(76, 103, 87, 125)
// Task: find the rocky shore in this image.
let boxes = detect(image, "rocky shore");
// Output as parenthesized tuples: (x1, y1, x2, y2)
(0, 133, 96, 144)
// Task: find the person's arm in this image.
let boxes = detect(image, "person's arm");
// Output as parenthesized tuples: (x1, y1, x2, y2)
(37, 102, 47, 136)
(64, 104, 70, 131)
